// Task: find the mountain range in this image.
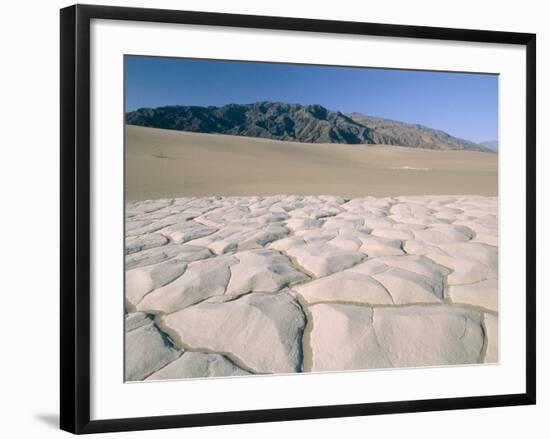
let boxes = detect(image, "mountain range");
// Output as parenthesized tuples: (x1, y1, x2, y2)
(126, 101, 493, 152)
(479, 140, 498, 152)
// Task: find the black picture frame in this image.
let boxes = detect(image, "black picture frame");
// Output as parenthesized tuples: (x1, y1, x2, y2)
(60, 4, 536, 434)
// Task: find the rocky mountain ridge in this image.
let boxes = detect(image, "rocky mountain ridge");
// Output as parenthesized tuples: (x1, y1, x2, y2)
(126, 101, 492, 152)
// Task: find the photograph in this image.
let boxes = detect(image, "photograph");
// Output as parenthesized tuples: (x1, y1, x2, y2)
(123, 56, 499, 382)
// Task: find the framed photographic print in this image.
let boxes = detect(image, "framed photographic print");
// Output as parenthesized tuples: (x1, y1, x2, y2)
(60, 4, 536, 434)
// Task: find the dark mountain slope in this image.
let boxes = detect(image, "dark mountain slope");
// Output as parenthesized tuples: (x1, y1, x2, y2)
(126, 102, 373, 145)
(126, 102, 491, 152)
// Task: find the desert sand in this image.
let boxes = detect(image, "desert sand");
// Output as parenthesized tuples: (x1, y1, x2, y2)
(125, 194, 498, 381)
(124, 125, 498, 381)
(125, 125, 498, 203)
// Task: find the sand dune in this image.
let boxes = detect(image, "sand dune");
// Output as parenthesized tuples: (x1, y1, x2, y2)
(125, 125, 497, 203)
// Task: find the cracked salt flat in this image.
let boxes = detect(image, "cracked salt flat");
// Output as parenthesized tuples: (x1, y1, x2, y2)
(125, 195, 498, 381)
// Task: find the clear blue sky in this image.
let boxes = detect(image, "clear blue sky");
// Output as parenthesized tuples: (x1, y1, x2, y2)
(125, 56, 498, 143)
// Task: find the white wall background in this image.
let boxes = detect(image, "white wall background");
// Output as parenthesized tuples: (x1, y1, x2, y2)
(0, 0, 546, 437)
